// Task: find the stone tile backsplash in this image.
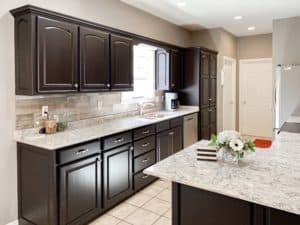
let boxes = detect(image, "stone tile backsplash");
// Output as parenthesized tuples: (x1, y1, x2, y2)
(16, 92, 163, 130)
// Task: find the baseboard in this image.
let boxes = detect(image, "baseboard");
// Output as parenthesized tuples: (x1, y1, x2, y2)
(6, 220, 18, 225)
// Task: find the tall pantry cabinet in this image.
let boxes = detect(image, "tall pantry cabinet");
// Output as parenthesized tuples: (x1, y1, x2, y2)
(179, 48, 218, 140)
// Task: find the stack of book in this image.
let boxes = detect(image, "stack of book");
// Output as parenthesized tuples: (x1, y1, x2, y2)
(197, 146, 217, 161)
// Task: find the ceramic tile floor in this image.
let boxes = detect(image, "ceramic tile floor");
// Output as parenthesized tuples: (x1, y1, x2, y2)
(89, 180, 172, 225)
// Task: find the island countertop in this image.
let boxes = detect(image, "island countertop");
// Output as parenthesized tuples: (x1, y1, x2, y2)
(144, 131, 300, 215)
(15, 106, 198, 150)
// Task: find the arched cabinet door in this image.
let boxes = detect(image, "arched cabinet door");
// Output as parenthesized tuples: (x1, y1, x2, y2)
(80, 27, 110, 91)
(37, 16, 78, 93)
(110, 34, 133, 91)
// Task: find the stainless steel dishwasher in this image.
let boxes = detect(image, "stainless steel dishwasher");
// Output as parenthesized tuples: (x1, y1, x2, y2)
(183, 113, 198, 147)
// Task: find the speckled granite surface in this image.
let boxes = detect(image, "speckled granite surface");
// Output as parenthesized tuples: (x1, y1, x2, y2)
(15, 106, 198, 150)
(144, 132, 300, 215)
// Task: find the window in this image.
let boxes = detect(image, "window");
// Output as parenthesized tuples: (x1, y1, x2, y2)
(122, 44, 158, 102)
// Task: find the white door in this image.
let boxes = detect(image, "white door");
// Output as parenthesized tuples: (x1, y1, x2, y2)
(222, 57, 236, 130)
(239, 58, 273, 138)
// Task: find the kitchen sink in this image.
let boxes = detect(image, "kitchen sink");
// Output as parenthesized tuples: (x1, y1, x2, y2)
(139, 112, 169, 120)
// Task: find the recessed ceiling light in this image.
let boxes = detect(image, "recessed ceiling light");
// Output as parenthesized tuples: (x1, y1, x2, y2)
(248, 26, 256, 31)
(233, 16, 243, 20)
(176, 1, 186, 7)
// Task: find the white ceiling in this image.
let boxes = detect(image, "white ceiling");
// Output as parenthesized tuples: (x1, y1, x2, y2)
(121, 0, 300, 36)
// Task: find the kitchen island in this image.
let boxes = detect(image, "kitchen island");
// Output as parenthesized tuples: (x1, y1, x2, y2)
(144, 132, 300, 225)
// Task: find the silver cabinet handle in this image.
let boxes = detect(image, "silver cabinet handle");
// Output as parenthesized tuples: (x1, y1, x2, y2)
(208, 98, 212, 101)
(106, 84, 111, 88)
(142, 158, 150, 163)
(114, 137, 124, 143)
(130, 146, 134, 151)
(142, 175, 149, 179)
(142, 130, 150, 134)
(169, 131, 174, 136)
(142, 143, 150, 147)
(74, 83, 79, 88)
(171, 83, 175, 87)
(76, 149, 89, 155)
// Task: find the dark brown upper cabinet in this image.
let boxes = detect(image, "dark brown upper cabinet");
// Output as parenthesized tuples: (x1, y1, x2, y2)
(155, 49, 170, 90)
(37, 16, 78, 93)
(170, 49, 183, 90)
(156, 48, 182, 91)
(80, 27, 110, 92)
(110, 34, 133, 91)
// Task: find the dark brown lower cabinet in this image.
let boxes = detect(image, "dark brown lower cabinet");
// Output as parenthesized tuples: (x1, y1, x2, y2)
(59, 155, 102, 225)
(173, 182, 300, 225)
(103, 144, 133, 209)
(157, 126, 183, 161)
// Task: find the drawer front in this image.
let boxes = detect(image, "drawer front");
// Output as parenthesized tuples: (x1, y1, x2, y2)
(134, 150, 156, 173)
(134, 125, 155, 141)
(134, 172, 156, 191)
(102, 131, 132, 151)
(156, 120, 170, 133)
(171, 117, 183, 128)
(58, 141, 100, 164)
(134, 135, 155, 157)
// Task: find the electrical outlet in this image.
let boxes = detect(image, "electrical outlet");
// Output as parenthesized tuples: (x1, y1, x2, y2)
(97, 101, 103, 111)
(42, 106, 48, 118)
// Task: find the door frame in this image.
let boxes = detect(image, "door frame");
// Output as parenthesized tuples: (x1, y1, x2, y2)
(239, 58, 272, 135)
(222, 56, 237, 130)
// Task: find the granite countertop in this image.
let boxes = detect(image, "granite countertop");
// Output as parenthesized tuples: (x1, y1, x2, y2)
(144, 131, 300, 215)
(15, 106, 199, 150)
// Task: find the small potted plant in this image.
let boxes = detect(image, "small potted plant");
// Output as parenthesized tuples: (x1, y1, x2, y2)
(209, 130, 255, 163)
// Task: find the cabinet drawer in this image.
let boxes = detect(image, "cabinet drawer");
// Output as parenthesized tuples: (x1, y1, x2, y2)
(134, 135, 155, 157)
(134, 172, 156, 191)
(102, 131, 132, 151)
(134, 150, 156, 173)
(134, 125, 155, 141)
(156, 120, 170, 133)
(58, 141, 100, 164)
(170, 117, 183, 128)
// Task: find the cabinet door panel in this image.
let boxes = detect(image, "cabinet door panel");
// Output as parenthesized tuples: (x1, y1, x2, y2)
(200, 77, 210, 108)
(200, 52, 210, 77)
(155, 49, 170, 90)
(170, 50, 182, 90)
(157, 130, 171, 161)
(80, 27, 110, 91)
(60, 155, 101, 225)
(110, 34, 133, 91)
(103, 144, 133, 209)
(200, 108, 210, 140)
(171, 126, 183, 154)
(209, 54, 217, 105)
(37, 16, 78, 93)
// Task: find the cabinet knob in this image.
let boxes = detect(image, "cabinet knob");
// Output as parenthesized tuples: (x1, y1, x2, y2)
(169, 131, 174, 136)
(171, 83, 175, 87)
(130, 146, 134, 151)
(74, 83, 78, 88)
(208, 98, 212, 101)
(106, 84, 111, 88)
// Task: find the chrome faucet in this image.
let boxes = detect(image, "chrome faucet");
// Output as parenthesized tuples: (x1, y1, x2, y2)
(139, 102, 155, 115)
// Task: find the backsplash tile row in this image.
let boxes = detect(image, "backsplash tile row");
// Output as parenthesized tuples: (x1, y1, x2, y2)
(16, 92, 163, 130)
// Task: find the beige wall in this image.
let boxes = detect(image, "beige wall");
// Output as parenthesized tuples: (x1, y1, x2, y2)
(237, 34, 272, 60)
(0, 0, 191, 224)
(191, 28, 237, 132)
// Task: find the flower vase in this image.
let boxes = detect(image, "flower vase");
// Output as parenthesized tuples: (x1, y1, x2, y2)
(217, 147, 240, 164)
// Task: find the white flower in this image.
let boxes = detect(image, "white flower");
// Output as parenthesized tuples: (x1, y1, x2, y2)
(229, 139, 244, 151)
(217, 130, 240, 144)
